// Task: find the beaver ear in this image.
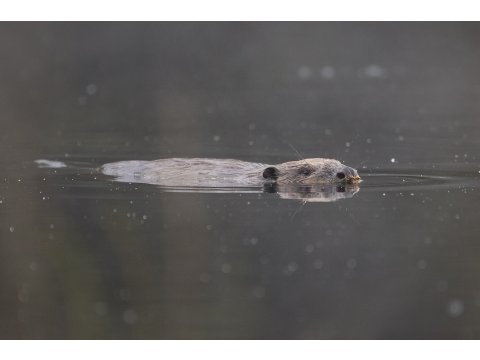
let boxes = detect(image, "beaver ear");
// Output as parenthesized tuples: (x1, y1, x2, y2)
(263, 166, 279, 180)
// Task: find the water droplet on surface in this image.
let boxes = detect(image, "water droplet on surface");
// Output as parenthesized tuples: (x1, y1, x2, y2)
(221, 263, 231, 274)
(86, 83, 97, 96)
(417, 259, 427, 270)
(346, 258, 357, 269)
(364, 65, 386, 78)
(320, 66, 335, 79)
(287, 262, 298, 273)
(298, 66, 313, 80)
(305, 244, 314, 253)
(447, 299, 464, 317)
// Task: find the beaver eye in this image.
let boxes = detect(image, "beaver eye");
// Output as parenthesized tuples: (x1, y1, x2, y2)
(336, 172, 346, 179)
(300, 167, 313, 176)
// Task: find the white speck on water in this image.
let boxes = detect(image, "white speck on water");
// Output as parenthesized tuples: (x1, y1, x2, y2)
(123, 309, 138, 324)
(324, 129, 332, 136)
(366, 138, 372, 144)
(397, 135, 405, 141)
(447, 299, 464, 317)
(455, 214, 460, 220)
(252, 286, 266, 298)
(346, 258, 357, 269)
(250, 237, 258, 245)
(345, 142, 351, 148)
(221, 263, 231, 274)
(417, 259, 427, 270)
(112, 208, 117, 213)
(248, 140, 254, 146)
(94, 302, 108, 316)
(320, 66, 335, 79)
(29, 262, 37, 271)
(34, 159, 67, 169)
(364, 64, 386, 78)
(298, 66, 313, 80)
(142, 215, 147, 220)
(382, 193, 386, 197)
(86, 83, 97, 96)
(390, 158, 396, 163)
(206, 225, 212, 231)
(305, 244, 315, 253)
(287, 262, 298, 273)
(313, 259, 324, 269)
(410, 193, 415, 196)
(9, 226, 14, 233)
(213, 135, 220, 142)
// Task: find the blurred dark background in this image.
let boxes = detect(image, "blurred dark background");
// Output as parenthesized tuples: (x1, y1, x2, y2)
(1, 23, 480, 339)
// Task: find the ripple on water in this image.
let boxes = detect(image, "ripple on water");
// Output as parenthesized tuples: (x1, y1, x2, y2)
(359, 169, 480, 192)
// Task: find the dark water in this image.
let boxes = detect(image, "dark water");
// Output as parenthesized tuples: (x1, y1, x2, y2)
(2, 23, 480, 339)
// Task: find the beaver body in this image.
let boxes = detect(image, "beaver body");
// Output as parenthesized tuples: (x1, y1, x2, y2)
(101, 158, 360, 188)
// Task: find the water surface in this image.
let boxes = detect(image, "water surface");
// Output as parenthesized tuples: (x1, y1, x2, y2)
(2, 22, 480, 339)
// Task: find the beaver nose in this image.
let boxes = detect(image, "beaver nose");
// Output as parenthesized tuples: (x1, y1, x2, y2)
(345, 168, 361, 183)
(346, 174, 361, 183)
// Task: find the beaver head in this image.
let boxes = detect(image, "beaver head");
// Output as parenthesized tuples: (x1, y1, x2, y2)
(262, 158, 360, 185)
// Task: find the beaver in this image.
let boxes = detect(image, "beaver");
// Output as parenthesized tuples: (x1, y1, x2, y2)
(100, 158, 361, 188)
(35, 157, 360, 202)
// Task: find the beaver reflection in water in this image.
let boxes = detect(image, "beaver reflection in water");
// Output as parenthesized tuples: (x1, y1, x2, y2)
(101, 158, 361, 188)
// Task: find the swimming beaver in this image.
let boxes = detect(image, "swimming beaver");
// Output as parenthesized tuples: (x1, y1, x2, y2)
(101, 158, 361, 188)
